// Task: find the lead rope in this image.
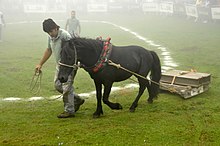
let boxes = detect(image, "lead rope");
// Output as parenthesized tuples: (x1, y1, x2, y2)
(29, 70, 63, 101)
(29, 70, 42, 94)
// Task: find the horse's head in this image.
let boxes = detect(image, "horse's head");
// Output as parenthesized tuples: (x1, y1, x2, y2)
(58, 40, 77, 83)
(58, 37, 104, 82)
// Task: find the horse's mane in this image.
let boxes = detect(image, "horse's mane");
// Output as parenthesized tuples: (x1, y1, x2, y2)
(71, 38, 103, 53)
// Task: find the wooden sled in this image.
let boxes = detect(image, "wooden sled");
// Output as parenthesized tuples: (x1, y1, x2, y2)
(160, 70, 211, 99)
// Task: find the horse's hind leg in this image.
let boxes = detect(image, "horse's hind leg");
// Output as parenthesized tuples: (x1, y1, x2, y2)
(129, 79, 147, 112)
(146, 80, 159, 104)
(103, 82, 122, 110)
(146, 83, 153, 103)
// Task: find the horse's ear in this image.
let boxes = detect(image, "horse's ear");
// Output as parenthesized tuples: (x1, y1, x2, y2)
(61, 40, 67, 48)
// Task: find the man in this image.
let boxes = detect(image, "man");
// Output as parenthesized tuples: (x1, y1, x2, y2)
(0, 11, 5, 42)
(35, 18, 84, 118)
(65, 10, 81, 37)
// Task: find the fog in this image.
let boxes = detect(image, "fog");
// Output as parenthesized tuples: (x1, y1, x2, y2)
(2, 0, 218, 23)
(0, 0, 219, 30)
(0, 0, 220, 22)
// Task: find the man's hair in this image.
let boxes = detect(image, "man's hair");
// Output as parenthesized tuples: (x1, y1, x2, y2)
(42, 18, 60, 33)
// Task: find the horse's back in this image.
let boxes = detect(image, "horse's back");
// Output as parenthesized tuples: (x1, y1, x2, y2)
(110, 45, 154, 68)
(98, 45, 154, 81)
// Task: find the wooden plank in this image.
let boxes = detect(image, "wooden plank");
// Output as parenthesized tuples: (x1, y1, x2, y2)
(160, 70, 211, 98)
(160, 82, 210, 98)
(160, 70, 211, 87)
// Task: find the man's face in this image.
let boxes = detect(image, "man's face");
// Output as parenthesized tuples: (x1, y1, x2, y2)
(48, 28, 58, 38)
(71, 12, 75, 18)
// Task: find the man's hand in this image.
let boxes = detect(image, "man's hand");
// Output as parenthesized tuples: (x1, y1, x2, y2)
(35, 64, 42, 73)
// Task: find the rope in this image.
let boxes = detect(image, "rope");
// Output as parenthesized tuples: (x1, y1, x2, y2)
(108, 60, 178, 93)
(58, 62, 78, 70)
(29, 70, 42, 95)
(29, 70, 63, 101)
(44, 95, 63, 101)
(108, 60, 160, 86)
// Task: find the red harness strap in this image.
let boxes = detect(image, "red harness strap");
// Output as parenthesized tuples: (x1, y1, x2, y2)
(92, 37, 112, 73)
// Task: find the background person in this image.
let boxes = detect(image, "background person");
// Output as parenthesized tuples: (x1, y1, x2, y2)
(65, 10, 81, 37)
(0, 11, 5, 42)
(35, 18, 84, 118)
(196, 0, 203, 6)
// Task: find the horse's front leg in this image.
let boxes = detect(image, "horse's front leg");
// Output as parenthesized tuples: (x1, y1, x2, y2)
(103, 82, 122, 110)
(93, 80, 103, 118)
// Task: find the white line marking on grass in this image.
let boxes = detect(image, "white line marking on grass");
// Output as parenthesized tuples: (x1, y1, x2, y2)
(2, 97, 21, 101)
(1, 83, 139, 102)
(28, 97, 44, 101)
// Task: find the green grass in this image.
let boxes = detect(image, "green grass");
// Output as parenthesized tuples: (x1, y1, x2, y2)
(0, 13, 220, 145)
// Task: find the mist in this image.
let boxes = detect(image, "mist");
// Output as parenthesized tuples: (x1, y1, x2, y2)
(1, 0, 220, 24)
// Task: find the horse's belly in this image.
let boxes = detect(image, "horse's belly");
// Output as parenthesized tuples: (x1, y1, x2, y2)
(92, 67, 132, 82)
(114, 76, 131, 82)
(107, 68, 132, 82)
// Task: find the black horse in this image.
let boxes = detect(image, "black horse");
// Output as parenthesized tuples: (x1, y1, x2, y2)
(58, 38, 161, 118)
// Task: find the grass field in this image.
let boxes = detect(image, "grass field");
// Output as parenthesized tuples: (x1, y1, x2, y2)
(0, 13, 220, 145)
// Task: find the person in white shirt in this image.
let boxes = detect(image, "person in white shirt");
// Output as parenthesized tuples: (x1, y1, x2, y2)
(35, 18, 84, 118)
(65, 10, 81, 37)
(0, 11, 5, 42)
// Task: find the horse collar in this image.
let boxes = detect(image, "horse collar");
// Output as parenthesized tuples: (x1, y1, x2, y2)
(83, 38, 112, 73)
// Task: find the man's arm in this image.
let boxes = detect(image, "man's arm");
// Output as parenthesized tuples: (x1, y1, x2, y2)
(78, 23, 81, 34)
(35, 48, 52, 72)
(65, 19, 69, 30)
(1, 15, 5, 26)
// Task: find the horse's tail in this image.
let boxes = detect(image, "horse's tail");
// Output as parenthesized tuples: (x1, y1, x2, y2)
(150, 51, 161, 98)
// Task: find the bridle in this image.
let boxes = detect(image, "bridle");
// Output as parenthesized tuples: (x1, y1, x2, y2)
(58, 62, 78, 70)
(58, 40, 112, 73)
(58, 45, 79, 70)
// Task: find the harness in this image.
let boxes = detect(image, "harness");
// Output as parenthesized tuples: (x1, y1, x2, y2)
(58, 37, 163, 90)
(83, 37, 112, 73)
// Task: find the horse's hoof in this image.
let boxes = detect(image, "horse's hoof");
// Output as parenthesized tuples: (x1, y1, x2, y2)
(93, 114, 100, 118)
(118, 104, 123, 110)
(129, 108, 135, 112)
(113, 103, 123, 110)
(93, 111, 103, 118)
(147, 99, 153, 104)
